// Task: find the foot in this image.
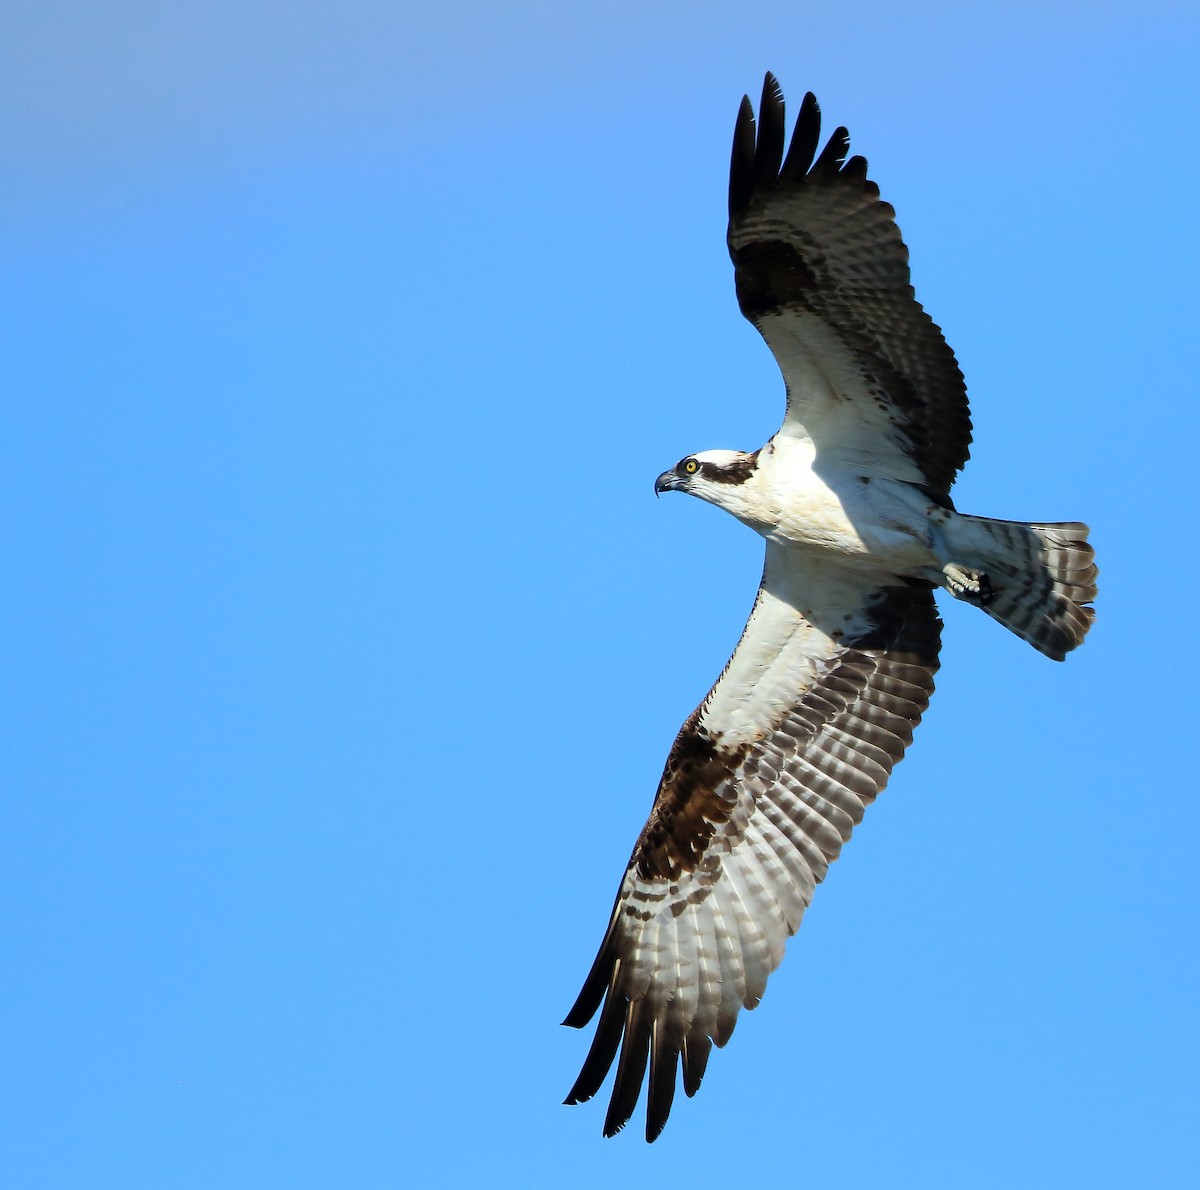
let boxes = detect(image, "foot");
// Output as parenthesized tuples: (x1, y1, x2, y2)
(943, 563, 995, 606)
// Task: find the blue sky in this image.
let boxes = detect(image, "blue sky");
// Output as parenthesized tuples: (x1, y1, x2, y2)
(4, 2, 1198, 1186)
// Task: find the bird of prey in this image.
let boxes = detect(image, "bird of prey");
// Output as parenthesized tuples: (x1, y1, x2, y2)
(563, 75, 1096, 1142)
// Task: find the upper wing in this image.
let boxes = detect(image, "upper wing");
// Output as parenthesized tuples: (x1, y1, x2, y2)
(563, 544, 941, 1140)
(728, 74, 971, 494)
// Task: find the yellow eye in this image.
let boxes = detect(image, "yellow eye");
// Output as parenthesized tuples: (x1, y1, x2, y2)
(682, 458, 699, 475)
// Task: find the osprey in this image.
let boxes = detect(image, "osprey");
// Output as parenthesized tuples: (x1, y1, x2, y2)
(564, 76, 1096, 1141)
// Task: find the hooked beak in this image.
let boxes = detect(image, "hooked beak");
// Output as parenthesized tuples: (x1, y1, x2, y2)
(654, 470, 682, 497)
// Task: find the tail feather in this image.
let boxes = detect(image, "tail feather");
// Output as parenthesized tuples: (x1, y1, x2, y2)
(952, 516, 1096, 661)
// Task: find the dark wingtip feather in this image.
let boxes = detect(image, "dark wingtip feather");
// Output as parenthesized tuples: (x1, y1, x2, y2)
(713, 1009, 738, 1047)
(812, 125, 851, 176)
(729, 94, 757, 217)
(645, 1023, 680, 1142)
(602, 1003, 651, 1138)
(780, 90, 822, 183)
(562, 904, 620, 1029)
(751, 73, 786, 193)
(681, 1033, 712, 1098)
(842, 153, 869, 183)
(562, 984, 601, 1030)
(564, 978, 627, 1106)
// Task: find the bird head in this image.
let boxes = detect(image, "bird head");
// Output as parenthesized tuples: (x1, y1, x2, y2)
(654, 449, 760, 497)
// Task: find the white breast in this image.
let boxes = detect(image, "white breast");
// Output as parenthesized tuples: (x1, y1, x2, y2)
(725, 437, 941, 576)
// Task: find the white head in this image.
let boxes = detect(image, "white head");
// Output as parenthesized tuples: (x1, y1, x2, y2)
(654, 448, 764, 521)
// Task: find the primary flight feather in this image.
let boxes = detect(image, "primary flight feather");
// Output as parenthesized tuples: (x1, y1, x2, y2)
(563, 75, 1096, 1142)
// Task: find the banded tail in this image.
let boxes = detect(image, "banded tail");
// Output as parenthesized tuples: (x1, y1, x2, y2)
(946, 516, 1097, 661)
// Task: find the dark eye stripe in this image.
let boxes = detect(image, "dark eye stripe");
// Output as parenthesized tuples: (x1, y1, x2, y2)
(699, 451, 761, 485)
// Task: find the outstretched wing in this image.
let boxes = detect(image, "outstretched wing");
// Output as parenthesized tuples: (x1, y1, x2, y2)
(728, 74, 971, 495)
(564, 545, 941, 1140)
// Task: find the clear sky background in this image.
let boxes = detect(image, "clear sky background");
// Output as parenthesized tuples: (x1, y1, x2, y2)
(4, 2, 1198, 1186)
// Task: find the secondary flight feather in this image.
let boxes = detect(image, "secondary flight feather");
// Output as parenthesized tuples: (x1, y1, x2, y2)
(563, 75, 1096, 1142)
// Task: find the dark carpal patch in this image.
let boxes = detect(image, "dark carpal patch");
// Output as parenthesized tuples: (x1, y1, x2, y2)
(635, 714, 748, 881)
(733, 239, 821, 319)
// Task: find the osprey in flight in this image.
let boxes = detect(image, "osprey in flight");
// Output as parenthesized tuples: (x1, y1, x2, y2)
(563, 76, 1096, 1141)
